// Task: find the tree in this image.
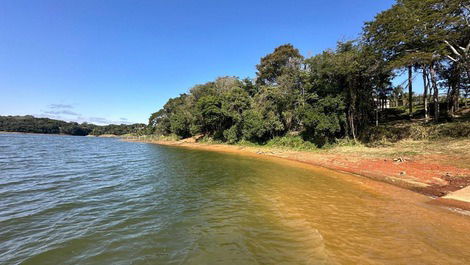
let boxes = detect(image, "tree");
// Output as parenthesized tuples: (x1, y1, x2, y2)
(256, 44, 303, 86)
(147, 0, 468, 146)
(298, 96, 345, 146)
(364, 2, 417, 118)
(221, 86, 251, 143)
(149, 94, 189, 135)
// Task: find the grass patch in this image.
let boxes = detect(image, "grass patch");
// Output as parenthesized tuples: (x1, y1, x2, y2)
(360, 121, 470, 145)
(263, 136, 318, 151)
(236, 136, 318, 151)
(197, 136, 224, 144)
(132, 134, 180, 141)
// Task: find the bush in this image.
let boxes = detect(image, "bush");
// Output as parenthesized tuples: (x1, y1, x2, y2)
(265, 136, 317, 150)
(198, 135, 223, 144)
(332, 137, 364, 147)
(428, 122, 470, 139)
(360, 121, 470, 144)
(223, 126, 239, 144)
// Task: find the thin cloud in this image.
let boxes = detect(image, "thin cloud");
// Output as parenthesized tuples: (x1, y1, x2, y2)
(43, 110, 80, 116)
(37, 113, 63, 120)
(38, 114, 136, 125)
(48, 104, 74, 109)
(39, 104, 136, 125)
(88, 117, 134, 125)
(88, 117, 113, 124)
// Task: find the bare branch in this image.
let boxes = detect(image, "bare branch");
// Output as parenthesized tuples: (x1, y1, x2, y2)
(444, 40, 462, 57)
(446, 55, 458, 62)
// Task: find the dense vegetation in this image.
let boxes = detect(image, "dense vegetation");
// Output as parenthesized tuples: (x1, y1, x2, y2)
(0, 115, 146, 136)
(149, 0, 469, 147)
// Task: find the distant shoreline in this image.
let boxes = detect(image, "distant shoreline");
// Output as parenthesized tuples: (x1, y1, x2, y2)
(125, 136, 470, 213)
(0, 131, 119, 137)
(0, 115, 145, 136)
(0, 131, 75, 136)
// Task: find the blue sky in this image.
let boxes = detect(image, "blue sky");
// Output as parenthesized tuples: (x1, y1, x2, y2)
(0, 0, 397, 125)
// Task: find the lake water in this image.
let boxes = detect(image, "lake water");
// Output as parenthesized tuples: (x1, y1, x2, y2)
(1, 133, 469, 265)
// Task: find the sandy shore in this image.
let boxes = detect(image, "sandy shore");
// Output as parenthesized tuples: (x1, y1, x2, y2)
(126, 138, 470, 211)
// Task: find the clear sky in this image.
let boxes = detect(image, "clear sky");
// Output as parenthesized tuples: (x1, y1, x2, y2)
(0, 0, 397, 125)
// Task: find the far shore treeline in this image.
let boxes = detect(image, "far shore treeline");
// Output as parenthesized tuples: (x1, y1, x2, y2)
(0, 115, 146, 136)
(148, 0, 469, 146)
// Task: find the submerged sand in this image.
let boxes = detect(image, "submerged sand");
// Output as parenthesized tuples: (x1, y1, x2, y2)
(125, 137, 470, 212)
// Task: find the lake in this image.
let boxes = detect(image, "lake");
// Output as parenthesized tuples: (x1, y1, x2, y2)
(1, 133, 469, 264)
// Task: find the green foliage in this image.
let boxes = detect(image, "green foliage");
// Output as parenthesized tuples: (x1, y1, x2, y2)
(60, 123, 91, 136)
(360, 121, 470, 144)
(148, 42, 391, 145)
(240, 109, 268, 141)
(265, 136, 317, 151)
(148, 1, 469, 148)
(144, 134, 180, 141)
(0, 115, 63, 134)
(299, 96, 346, 146)
(332, 138, 364, 148)
(256, 44, 303, 86)
(223, 125, 239, 144)
(197, 135, 224, 144)
(169, 111, 191, 138)
(195, 95, 225, 135)
(0, 115, 145, 136)
(89, 123, 146, 136)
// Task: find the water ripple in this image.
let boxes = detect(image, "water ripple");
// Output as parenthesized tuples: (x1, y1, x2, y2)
(1, 134, 470, 265)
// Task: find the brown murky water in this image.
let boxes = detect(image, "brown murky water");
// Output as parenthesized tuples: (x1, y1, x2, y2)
(1, 134, 469, 264)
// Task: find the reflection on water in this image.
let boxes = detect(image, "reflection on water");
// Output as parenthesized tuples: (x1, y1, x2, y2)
(0, 134, 469, 265)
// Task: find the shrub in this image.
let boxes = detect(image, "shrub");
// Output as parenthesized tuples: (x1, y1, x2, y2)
(223, 126, 239, 144)
(265, 136, 317, 150)
(360, 121, 470, 144)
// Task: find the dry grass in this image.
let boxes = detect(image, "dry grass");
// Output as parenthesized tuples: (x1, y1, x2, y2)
(325, 138, 470, 169)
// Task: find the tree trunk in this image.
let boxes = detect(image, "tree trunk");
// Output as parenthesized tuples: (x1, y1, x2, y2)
(448, 65, 460, 118)
(375, 100, 379, 127)
(447, 86, 453, 117)
(430, 62, 439, 121)
(408, 66, 413, 119)
(347, 79, 357, 142)
(464, 85, 469, 108)
(349, 109, 356, 141)
(422, 66, 429, 122)
(452, 83, 458, 115)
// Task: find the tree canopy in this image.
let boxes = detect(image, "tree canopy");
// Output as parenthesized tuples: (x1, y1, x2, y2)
(0, 115, 146, 136)
(149, 0, 469, 146)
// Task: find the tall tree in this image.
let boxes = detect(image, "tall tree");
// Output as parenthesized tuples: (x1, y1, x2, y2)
(256, 44, 303, 86)
(364, 2, 418, 118)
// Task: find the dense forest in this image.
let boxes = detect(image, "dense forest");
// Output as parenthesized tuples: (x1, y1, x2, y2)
(0, 115, 146, 136)
(148, 0, 469, 146)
